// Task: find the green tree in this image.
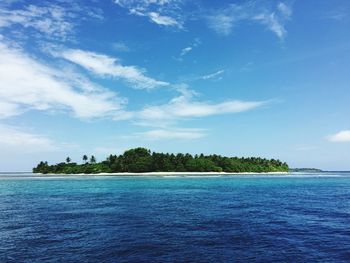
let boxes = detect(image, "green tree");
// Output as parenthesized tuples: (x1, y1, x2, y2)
(33, 147, 289, 174)
(90, 155, 96, 164)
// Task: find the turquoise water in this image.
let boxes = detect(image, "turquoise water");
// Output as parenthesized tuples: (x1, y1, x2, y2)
(0, 173, 350, 262)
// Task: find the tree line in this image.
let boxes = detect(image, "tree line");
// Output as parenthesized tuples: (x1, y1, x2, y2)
(33, 147, 289, 174)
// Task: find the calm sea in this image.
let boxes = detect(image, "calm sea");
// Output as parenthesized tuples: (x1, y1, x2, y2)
(0, 173, 349, 262)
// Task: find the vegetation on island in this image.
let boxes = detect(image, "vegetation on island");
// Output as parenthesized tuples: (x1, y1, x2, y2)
(33, 147, 289, 174)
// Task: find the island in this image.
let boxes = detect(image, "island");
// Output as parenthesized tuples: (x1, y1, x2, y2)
(289, 168, 323, 173)
(33, 147, 289, 174)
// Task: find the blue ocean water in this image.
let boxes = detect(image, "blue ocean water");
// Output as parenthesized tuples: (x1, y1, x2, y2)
(0, 173, 349, 262)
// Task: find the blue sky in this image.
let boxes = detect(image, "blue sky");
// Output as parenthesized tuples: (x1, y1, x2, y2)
(0, 0, 350, 171)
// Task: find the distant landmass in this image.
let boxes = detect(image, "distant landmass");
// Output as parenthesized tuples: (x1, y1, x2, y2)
(289, 168, 323, 173)
(33, 147, 289, 174)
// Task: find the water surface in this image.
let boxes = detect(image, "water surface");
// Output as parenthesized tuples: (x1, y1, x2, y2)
(0, 173, 349, 262)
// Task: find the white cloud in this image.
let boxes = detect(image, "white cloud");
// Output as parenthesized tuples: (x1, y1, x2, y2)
(201, 70, 224, 80)
(134, 128, 206, 140)
(207, 2, 292, 39)
(0, 4, 73, 40)
(328, 130, 350, 142)
(129, 81, 265, 138)
(0, 41, 127, 120)
(148, 12, 181, 27)
(0, 2, 103, 41)
(323, 10, 348, 21)
(115, 0, 175, 6)
(112, 41, 130, 52)
(115, 1, 292, 38)
(175, 39, 200, 61)
(278, 2, 292, 18)
(114, 0, 183, 28)
(253, 13, 286, 40)
(60, 49, 169, 89)
(207, 13, 237, 36)
(0, 101, 23, 119)
(138, 85, 266, 121)
(181, 47, 191, 56)
(180, 46, 192, 56)
(0, 124, 58, 152)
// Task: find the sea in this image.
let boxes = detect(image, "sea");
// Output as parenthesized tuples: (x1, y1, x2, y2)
(0, 173, 349, 262)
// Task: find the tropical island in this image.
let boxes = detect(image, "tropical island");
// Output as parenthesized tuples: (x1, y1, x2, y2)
(33, 147, 289, 174)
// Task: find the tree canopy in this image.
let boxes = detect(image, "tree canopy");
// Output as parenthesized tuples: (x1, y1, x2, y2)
(33, 147, 289, 174)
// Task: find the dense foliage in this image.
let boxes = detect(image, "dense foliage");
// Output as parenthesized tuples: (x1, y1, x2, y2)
(33, 147, 289, 174)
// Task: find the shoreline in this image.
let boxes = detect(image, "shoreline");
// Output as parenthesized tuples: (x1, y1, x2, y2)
(34, 171, 290, 176)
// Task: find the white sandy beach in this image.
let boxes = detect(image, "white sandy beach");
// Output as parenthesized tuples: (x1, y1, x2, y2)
(36, 171, 289, 176)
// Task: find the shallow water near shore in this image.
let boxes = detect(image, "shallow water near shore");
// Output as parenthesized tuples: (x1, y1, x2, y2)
(1, 173, 350, 262)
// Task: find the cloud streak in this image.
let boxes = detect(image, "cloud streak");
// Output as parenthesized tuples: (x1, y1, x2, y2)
(175, 38, 201, 61)
(0, 124, 58, 152)
(200, 70, 224, 80)
(0, 4, 72, 40)
(60, 49, 169, 89)
(0, 2, 102, 41)
(114, 0, 183, 28)
(0, 41, 127, 120)
(328, 130, 350, 142)
(206, 2, 292, 39)
(147, 11, 181, 27)
(123, 84, 268, 140)
(180, 46, 192, 56)
(138, 85, 267, 122)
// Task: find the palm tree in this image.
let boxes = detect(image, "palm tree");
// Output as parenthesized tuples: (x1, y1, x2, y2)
(66, 157, 71, 163)
(83, 155, 88, 164)
(90, 155, 96, 164)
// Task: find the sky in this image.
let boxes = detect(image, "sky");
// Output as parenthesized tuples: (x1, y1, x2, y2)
(0, 0, 350, 171)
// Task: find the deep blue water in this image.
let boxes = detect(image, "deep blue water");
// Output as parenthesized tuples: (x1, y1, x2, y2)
(0, 173, 350, 262)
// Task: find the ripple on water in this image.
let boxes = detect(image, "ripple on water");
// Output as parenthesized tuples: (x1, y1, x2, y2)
(0, 174, 350, 262)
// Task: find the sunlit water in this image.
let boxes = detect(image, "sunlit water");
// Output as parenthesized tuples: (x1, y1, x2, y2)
(0, 173, 349, 262)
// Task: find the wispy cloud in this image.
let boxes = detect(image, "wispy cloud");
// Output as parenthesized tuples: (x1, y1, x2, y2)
(206, 5, 243, 36)
(328, 130, 350, 142)
(114, 0, 183, 28)
(147, 11, 181, 27)
(0, 41, 127, 120)
(206, 2, 292, 40)
(59, 49, 169, 89)
(115, 1, 292, 39)
(138, 84, 267, 122)
(200, 70, 224, 80)
(323, 9, 348, 21)
(277, 2, 292, 17)
(0, 124, 58, 152)
(0, 101, 22, 119)
(180, 46, 192, 56)
(253, 12, 286, 40)
(0, 4, 72, 40)
(0, 2, 102, 41)
(128, 84, 267, 139)
(112, 41, 130, 52)
(175, 38, 201, 61)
